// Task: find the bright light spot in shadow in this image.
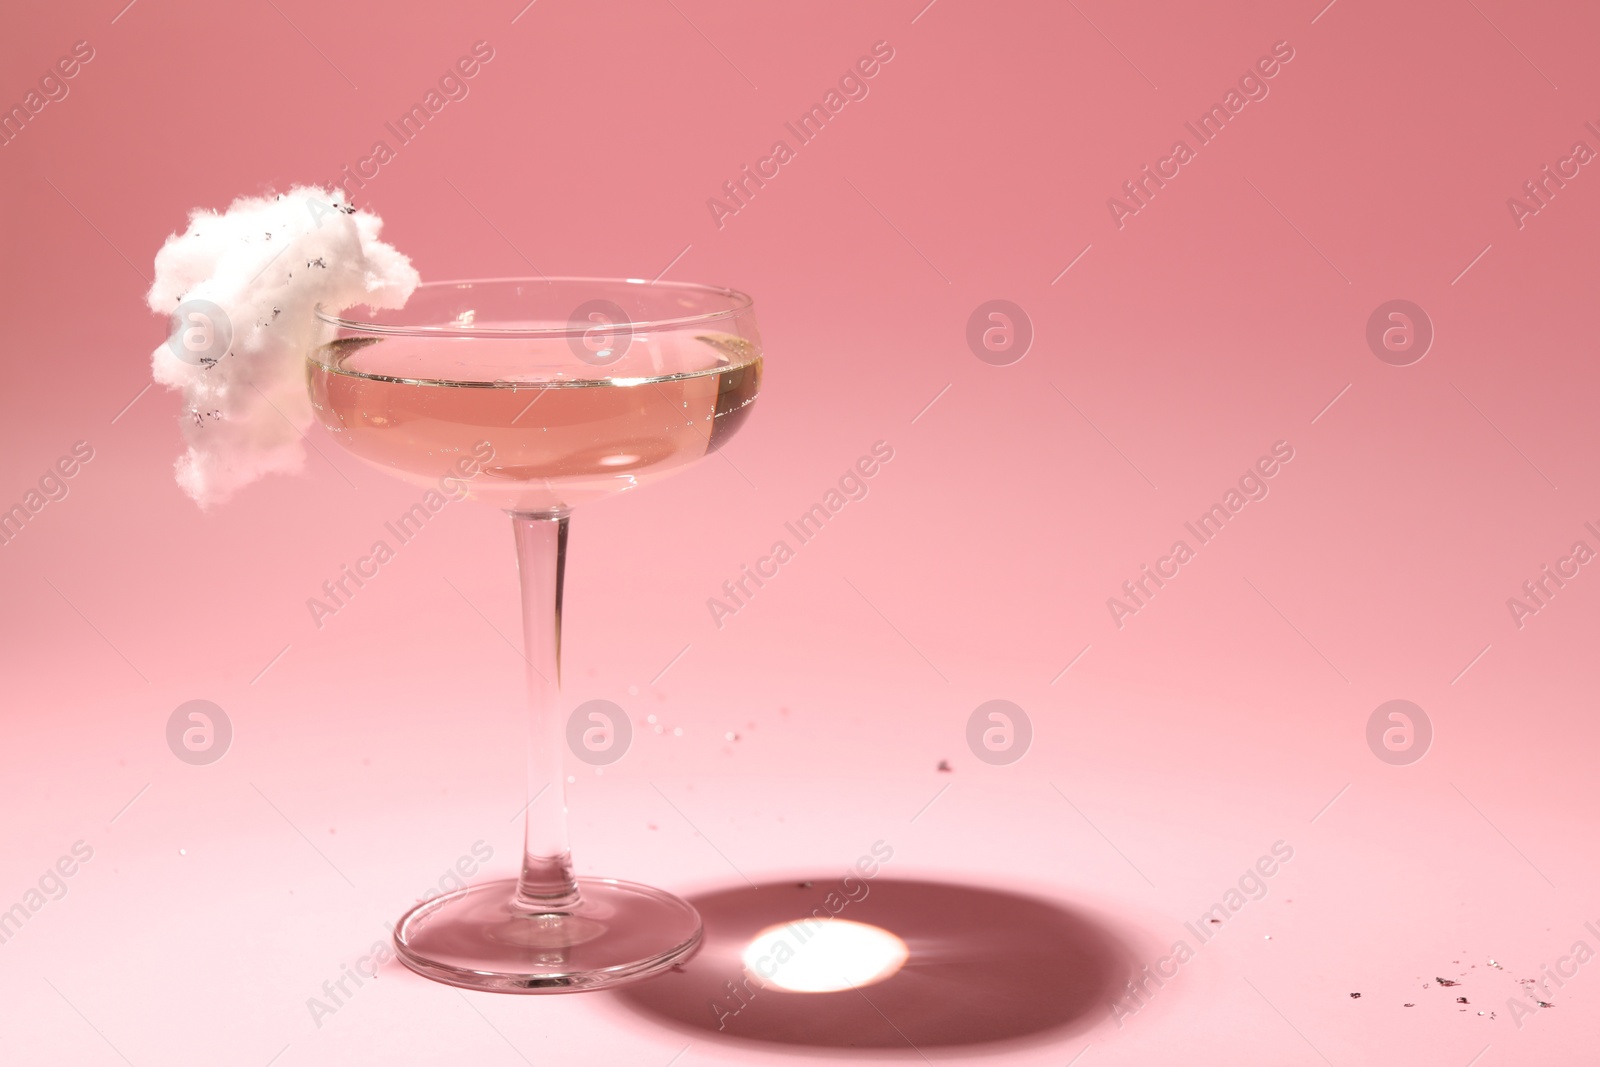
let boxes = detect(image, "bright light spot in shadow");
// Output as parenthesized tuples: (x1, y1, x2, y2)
(598, 454, 639, 467)
(741, 919, 909, 993)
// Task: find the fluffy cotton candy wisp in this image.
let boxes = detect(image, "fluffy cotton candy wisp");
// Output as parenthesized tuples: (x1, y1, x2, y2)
(146, 186, 418, 507)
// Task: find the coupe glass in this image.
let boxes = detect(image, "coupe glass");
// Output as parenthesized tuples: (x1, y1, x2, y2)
(306, 277, 762, 992)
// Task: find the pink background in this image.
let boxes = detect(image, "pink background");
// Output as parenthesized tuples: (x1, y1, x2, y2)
(3, 0, 1599, 1062)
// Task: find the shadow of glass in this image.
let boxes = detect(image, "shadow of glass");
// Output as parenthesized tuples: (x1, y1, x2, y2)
(613, 878, 1136, 1052)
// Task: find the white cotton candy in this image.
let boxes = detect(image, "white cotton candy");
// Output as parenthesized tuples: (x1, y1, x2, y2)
(146, 186, 419, 507)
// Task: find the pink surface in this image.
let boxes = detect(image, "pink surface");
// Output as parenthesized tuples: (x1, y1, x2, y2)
(3, 0, 1599, 1062)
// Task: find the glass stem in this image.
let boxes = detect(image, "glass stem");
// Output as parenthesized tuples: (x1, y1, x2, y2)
(510, 509, 581, 913)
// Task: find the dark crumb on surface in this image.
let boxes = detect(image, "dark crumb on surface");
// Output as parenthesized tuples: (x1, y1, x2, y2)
(796, 881, 813, 889)
(308, 256, 327, 268)
(1403, 1003, 1415, 1008)
(1436, 978, 1460, 986)
(1537, 1000, 1553, 1008)
(936, 760, 952, 773)
(1456, 997, 1469, 1004)
(1209, 919, 1221, 924)
(1349, 993, 1360, 999)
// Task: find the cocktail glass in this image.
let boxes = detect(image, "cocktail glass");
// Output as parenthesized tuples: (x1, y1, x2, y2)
(307, 277, 762, 992)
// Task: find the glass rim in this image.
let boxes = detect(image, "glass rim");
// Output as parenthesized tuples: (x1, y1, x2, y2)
(313, 276, 755, 339)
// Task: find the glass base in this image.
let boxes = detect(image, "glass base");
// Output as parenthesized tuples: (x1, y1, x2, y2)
(393, 877, 703, 993)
